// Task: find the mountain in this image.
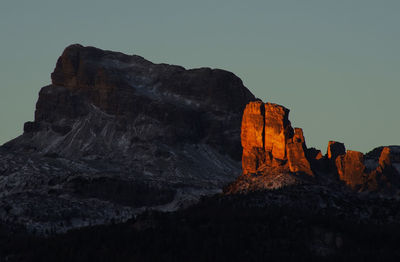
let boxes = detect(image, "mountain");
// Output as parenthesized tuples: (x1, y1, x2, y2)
(0, 44, 255, 234)
(1, 44, 400, 261)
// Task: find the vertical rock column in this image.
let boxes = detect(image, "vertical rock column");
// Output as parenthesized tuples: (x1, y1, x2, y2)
(241, 101, 265, 174)
(335, 150, 366, 189)
(264, 103, 292, 161)
(286, 128, 314, 176)
(241, 101, 313, 176)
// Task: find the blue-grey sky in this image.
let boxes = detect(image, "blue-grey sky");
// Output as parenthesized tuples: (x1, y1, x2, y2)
(1, 0, 399, 153)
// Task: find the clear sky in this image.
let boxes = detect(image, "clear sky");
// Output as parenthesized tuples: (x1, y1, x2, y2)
(0, 0, 399, 153)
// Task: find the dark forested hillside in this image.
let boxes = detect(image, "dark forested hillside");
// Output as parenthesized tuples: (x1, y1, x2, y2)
(2, 185, 400, 262)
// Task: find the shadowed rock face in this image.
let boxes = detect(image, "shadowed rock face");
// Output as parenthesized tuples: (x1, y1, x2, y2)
(11, 44, 256, 160)
(51, 44, 253, 115)
(30, 44, 254, 159)
(327, 141, 346, 161)
(0, 44, 256, 234)
(366, 147, 400, 191)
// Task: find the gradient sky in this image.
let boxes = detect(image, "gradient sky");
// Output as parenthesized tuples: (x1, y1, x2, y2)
(1, 0, 399, 153)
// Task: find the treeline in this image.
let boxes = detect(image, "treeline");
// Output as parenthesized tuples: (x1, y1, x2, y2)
(1, 193, 400, 261)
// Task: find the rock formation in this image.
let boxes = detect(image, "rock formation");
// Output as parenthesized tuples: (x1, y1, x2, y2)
(0, 44, 256, 234)
(263, 102, 292, 161)
(241, 101, 313, 177)
(227, 101, 315, 193)
(287, 128, 313, 176)
(327, 141, 346, 161)
(241, 101, 265, 175)
(306, 147, 324, 172)
(335, 150, 366, 190)
(1, 44, 400, 234)
(229, 101, 400, 194)
(367, 147, 400, 191)
(379, 147, 395, 169)
(332, 147, 400, 191)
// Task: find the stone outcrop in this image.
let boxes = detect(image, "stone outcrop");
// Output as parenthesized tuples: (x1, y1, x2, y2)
(241, 101, 313, 177)
(334, 147, 400, 191)
(335, 151, 366, 190)
(287, 128, 313, 176)
(325, 141, 346, 172)
(237, 102, 400, 193)
(368, 147, 400, 191)
(264, 103, 292, 161)
(306, 148, 324, 172)
(379, 147, 394, 169)
(241, 101, 265, 174)
(327, 141, 346, 161)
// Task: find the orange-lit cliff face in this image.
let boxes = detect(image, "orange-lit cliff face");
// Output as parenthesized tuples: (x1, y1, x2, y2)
(335, 150, 366, 189)
(241, 101, 313, 176)
(324, 141, 400, 191)
(236, 101, 400, 193)
(335, 147, 400, 191)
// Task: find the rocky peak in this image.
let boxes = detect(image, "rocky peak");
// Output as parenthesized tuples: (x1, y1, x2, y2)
(240, 101, 313, 177)
(379, 147, 393, 169)
(374, 147, 400, 188)
(333, 147, 400, 192)
(324, 141, 347, 174)
(11, 44, 257, 160)
(335, 150, 366, 190)
(326, 141, 346, 161)
(50, 44, 254, 116)
(287, 128, 313, 176)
